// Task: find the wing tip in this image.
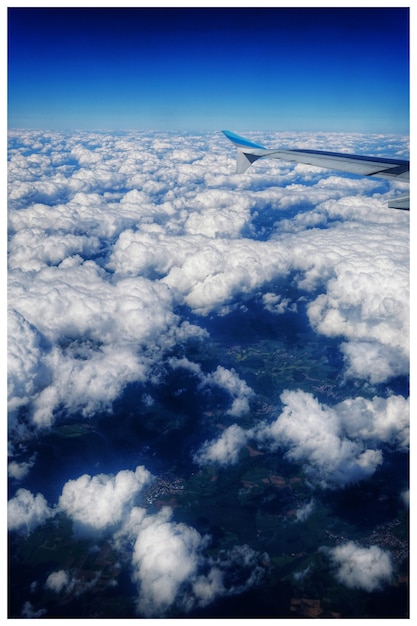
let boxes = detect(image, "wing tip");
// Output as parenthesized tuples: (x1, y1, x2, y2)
(222, 130, 266, 150)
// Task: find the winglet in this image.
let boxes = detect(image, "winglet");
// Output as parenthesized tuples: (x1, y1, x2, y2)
(222, 130, 266, 150)
(222, 130, 266, 174)
(387, 194, 410, 210)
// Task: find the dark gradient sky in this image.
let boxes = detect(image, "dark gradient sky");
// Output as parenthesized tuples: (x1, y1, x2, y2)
(8, 7, 409, 133)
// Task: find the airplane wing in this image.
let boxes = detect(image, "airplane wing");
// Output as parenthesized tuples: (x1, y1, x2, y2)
(222, 130, 409, 210)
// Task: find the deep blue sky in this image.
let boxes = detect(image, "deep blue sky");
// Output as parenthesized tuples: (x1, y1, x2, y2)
(8, 7, 409, 133)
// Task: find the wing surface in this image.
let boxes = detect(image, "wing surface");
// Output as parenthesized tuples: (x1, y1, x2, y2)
(222, 130, 409, 209)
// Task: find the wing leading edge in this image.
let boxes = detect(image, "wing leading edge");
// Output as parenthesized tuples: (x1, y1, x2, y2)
(222, 130, 409, 210)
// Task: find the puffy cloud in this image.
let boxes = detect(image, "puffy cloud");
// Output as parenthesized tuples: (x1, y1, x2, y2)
(262, 292, 297, 314)
(256, 390, 384, 488)
(8, 456, 36, 480)
(7, 309, 48, 419)
(206, 366, 254, 417)
(45, 570, 74, 594)
(168, 358, 254, 418)
(7, 129, 408, 616)
(31, 344, 147, 427)
(8, 457, 268, 617)
(110, 229, 290, 315)
(194, 387, 408, 483)
(302, 221, 409, 382)
(58, 466, 151, 534)
(8, 488, 54, 534)
(194, 424, 251, 466)
(341, 340, 408, 384)
(44, 569, 100, 597)
(336, 394, 409, 449)
(8, 228, 101, 272)
(118, 506, 267, 616)
(326, 541, 393, 592)
(184, 189, 253, 237)
(8, 130, 408, 440)
(129, 506, 208, 616)
(9, 251, 205, 426)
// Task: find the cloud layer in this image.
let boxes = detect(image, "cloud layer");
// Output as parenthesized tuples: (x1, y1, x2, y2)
(8, 129, 409, 617)
(8, 130, 409, 437)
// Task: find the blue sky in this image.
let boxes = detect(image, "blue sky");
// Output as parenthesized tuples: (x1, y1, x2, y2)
(8, 7, 409, 134)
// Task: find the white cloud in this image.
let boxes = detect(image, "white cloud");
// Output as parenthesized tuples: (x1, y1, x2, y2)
(8, 228, 101, 272)
(206, 366, 254, 417)
(8, 455, 268, 617)
(44, 569, 100, 597)
(7, 309, 48, 420)
(8, 456, 36, 480)
(302, 220, 409, 382)
(341, 341, 408, 384)
(58, 466, 151, 534)
(326, 541, 393, 592)
(194, 424, 251, 466)
(118, 505, 267, 616)
(129, 506, 207, 616)
(9, 249, 206, 426)
(7, 129, 408, 616)
(8, 130, 408, 439)
(256, 390, 384, 488)
(336, 394, 409, 449)
(8, 488, 54, 534)
(168, 358, 254, 418)
(45, 570, 74, 594)
(262, 292, 296, 314)
(31, 344, 147, 427)
(193, 386, 408, 483)
(295, 499, 315, 523)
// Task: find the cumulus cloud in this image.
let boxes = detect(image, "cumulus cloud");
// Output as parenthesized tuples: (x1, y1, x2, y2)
(8, 458, 267, 617)
(194, 424, 251, 466)
(194, 387, 408, 485)
(7, 129, 408, 616)
(206, 366, 254, 417)
(118, 505, 267, 616)
(326, 541, 393, 592)
(128, 506, 208, 615)
(44, 569, 100, 597)
(8, 129, 408, 439)
(58, 466, 151, 535)
(8, 488, 54, 534)
(45, 570, 75, 594)
(262, 292, 297, 314)
(56, 461, 264, 614)
(8, 309, 49, 422)
(9, 257, 204, 427)
(336, 394, 409, 449)
(302, 222, 409, 382)
(341, 340, 408, 384)
(256, 390, 385, 488)
(168, 358, 254, 418)
(31, 343, 147, 427)
(8, 456, 36, 480)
